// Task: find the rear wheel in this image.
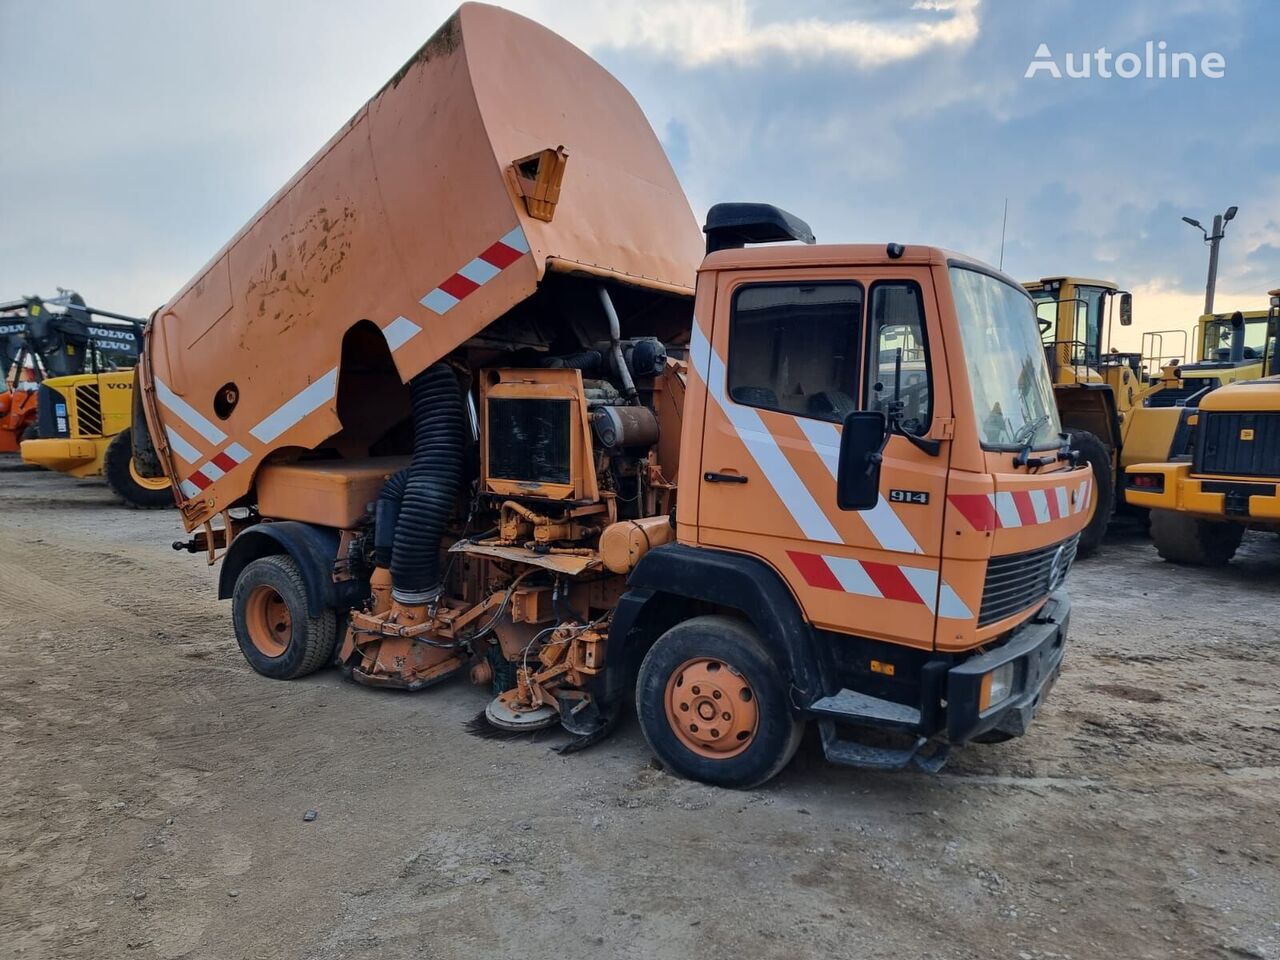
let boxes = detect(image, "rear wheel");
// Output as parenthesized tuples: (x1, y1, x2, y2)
(104, 428, 172, 508)
(232, 555, 337, 679)
(636, 615, 803, 789)
(1067, 429, 1114, 559)
(1149, 510, 1244, 566)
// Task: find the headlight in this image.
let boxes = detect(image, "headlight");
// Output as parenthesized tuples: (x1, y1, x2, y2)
(980, 661, 1017, 711)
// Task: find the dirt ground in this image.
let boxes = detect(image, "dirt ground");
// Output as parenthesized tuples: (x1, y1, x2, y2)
(1, 457, 1277, 960)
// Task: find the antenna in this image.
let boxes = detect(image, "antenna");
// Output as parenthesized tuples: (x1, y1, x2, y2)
(998, 197, 1009, 270)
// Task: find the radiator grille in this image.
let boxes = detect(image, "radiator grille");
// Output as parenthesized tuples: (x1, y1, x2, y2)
(73, 383, 103, 437)
(1195, 412, 1280, 478)
(487, 398, 571, 485)
(979, 535, 1079, 628)
(37, 383, 68, 438)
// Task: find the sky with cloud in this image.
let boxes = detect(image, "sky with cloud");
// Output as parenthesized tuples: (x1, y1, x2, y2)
(1, 0, 1275, 348)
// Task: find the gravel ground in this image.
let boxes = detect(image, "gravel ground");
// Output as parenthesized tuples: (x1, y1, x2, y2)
(1, 455, 1277, 960)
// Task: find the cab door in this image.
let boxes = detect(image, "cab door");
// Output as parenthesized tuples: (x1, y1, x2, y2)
(692, 265, 962, 652)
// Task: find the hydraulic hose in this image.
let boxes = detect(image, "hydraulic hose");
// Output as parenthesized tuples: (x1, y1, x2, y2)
(388, 363, 466, 604)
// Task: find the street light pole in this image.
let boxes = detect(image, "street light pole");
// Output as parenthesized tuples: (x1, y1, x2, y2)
(1182, 206, 1238, 316)
(1204, 213, 1223, 315)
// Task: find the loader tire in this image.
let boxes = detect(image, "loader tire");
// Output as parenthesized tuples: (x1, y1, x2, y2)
(104, 428, 172, 509)
(232, 555, 337, 680)
(636, 615, 804, 790)
(1149, 510, 1244, 566)
(1067, 429, 1113, 559)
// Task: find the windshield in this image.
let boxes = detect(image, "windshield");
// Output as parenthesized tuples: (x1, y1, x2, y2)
(1200, 317, 1268, 362)
(951, 266, 1062, 450)
(1030, 284, 1107, 366)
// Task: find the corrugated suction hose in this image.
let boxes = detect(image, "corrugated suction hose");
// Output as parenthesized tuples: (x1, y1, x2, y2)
(385, 363, 465, 603)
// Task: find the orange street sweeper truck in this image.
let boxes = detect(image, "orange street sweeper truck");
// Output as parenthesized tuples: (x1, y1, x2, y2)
(136, 3, 1092, 788)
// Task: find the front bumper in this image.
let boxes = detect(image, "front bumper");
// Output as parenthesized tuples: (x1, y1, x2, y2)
(946, 591, 1070, 743)
(1125, 462, 1280, 521)
(20, 437, 105, 476)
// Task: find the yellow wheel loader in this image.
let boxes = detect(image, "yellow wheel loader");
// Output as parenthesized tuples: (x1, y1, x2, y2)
(1126, 289, 1280, 564)
(16, 299, 173, 508)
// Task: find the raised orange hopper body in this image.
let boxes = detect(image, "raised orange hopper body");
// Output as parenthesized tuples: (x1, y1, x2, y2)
(140, 2, 703, 528)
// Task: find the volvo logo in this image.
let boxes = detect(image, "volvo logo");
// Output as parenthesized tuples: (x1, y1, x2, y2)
(1047, 543, 1071, 591)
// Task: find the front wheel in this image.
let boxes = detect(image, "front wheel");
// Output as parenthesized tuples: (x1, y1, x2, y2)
(1067, 429, 1114, 559)
(1149, 510, 1244, 566)
(636, 615, 803, 789)
(104, 428, 172, 508)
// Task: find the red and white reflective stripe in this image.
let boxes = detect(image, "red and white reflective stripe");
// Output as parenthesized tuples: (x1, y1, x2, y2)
(249, 369, 339, 444)
(795, 417, 923, 555)
(165, 425, 201, 465)
(690, 325, 840, 543)
(154, 377, 226, 446)
(949, 478, 1092, 532)
(420, 227, 529, 315)
(381, 315, 421, 351)
(788, 551, 972, 620)
(179, 443, 251, 499)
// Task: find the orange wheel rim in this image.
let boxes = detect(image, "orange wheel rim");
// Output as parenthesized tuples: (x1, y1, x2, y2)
(663, 657, 759, 759)
(128, 458, 171, 491)
(245, 585, 292, 657)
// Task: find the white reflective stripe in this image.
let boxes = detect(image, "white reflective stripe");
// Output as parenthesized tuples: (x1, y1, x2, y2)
(1076, 478, 1091, 513)
(200, 459, 225, 482)
(796, 418, 924, 555)
(693, 326, 840, 544)
(937, 582, 973, 620)
(1055, 485, 1069, 518)
(165, 426, 200, 465)
(993, 491, 1022, 528)
(500, 226, 530, 254)
(249, 368, 338, 444)
(224, 442, 251, 463)
(179, 479, 201, 499)
(1029, 488, 1050, 524)
(456, 257, 501, 286)
(824, 556, 882, 598)
(382, 316, 421, 351)
(898, 566, 939, 610)
(154, 377, 226, 445)
(421, 289, 459, 315)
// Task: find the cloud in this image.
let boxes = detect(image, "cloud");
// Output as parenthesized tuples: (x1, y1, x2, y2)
(537, 0, 981, 68)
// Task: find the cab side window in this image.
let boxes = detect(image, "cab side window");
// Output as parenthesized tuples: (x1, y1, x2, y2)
(727, 282, 864, 423)
(864, 281, 932, 435)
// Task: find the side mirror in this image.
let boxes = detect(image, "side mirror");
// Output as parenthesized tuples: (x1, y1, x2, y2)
(1119, 292, 1133, 327)
(837, 410, 888, 511)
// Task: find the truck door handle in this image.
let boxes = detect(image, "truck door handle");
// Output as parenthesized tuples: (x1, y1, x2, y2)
(704, 471, 748, 484)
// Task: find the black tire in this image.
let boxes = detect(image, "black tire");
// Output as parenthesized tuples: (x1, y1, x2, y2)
(1149, 510, 1244, 566)
(103, 428, 172, 509)
(232, 555, 337, 679)
(20, 423, 38, 443)
(1067, 429, 1114, 559)
(636, 615, 803, 790)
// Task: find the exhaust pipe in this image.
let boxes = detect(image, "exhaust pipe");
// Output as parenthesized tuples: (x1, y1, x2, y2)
(1229, 311, 1246, 363)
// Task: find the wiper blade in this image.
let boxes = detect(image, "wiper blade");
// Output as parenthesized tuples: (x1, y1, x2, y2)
(1012, 415, 1051, 469)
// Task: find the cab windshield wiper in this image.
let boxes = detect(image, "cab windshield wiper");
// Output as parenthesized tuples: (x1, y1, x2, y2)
(1011, 415, 1053, 470)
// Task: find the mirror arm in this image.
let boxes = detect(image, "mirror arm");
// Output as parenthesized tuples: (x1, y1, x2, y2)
(900, 428, 942, 457)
